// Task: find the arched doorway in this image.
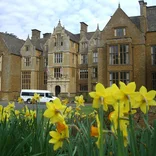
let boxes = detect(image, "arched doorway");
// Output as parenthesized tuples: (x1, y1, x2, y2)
(55, 85, 61, 97)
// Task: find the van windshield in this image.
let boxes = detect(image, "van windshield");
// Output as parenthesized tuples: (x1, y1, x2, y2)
(45, 93, 53, 98)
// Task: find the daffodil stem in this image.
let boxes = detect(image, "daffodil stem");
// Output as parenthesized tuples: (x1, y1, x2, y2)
(99, 104, 104, 156)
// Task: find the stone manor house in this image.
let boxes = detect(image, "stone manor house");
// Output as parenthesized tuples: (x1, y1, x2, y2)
(0, 0, 156, 101)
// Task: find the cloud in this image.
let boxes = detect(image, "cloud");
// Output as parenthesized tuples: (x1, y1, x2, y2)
(0, 0, 155, 40)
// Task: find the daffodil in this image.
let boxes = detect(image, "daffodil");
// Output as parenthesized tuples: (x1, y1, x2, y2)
(74, 95, 85, 107)
(135, 86, 156, 114)
(18, 97, 24, 104)
(91, 126, 99, 137)
(43, 98, 66, 124)
(0, 105, 3, 122)
(90, 114, 101, 148)
(33, 93, 41, 102)
(113, 81, 139, 112)
(89, 83, 115, 111)
(62, 98, 69, 105)
(49, 130, 68, 151)
(15, 110, 20, 119)
(22, 105, 36, 121)
(108, 102, 129, 147)
(89, 83, 105, 108)
(8, 102, 15, 110)
(56, 121, 69, 138)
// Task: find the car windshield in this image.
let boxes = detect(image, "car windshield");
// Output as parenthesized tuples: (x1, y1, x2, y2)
(46, 93, 53, 98)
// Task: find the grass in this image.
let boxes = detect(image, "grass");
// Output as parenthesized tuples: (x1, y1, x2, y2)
(80, 105, 94, 115)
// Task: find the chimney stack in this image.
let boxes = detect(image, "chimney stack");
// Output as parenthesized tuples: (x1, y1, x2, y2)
(31, 29, 41, 40)
(139, 0, 147, 17)
(80, 22, 88, 39)
(43, 33, 51, 39)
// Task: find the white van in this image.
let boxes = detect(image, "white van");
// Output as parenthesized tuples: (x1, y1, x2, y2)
(20, 89, 57, 104)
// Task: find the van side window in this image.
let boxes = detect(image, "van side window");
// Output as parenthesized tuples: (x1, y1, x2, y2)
(22, 92, 33, 96)
(39, 93, 44, 97)
(46, 93, 52, 98)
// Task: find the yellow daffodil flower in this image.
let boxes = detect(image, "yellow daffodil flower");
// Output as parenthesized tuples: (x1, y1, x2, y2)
(43, 98, 66, 124)
(114, 81, 139, 112)
(62, 98, 69, 105)
(90, 114, 101, 148)
(56, 121, 69, 138)
(89, 83, 115, 111)
(8, 102, 15, 110)
(15, 110, 20, 119)
(74, 95, 85, 107)
(89, 83, 105, 108)
(135, 86, 156, 114)
(108, 102, 129, 147)
(18, 97, 24, 104)
(49, 128, 69, 151)
(33, 93, 41, 102)
(22, 105, 36, 121)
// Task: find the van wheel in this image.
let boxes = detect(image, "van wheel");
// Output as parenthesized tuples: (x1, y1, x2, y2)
(27, 99, 31, 104)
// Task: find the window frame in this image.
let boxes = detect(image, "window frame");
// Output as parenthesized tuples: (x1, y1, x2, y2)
(81, 54, 88, 64)
(80, 84, 88, 92)
(114, 27, 126, 37)
(93, 52, 98, 63)
(54, 53, 63, 63)
(25, 57, 31, 66)
(109, 44, 129, 65)
(152, 72, 156, 90)
(54, 68, 61, 78)
(80, 69, 88, 79)
(109, 71, 130, 86)
(92, 67, 98, 78)
(151, 46, 156, 65)
(21, 71, 31, 89)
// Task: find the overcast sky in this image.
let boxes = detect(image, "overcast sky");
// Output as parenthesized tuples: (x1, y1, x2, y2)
(0, 0, 155, 40)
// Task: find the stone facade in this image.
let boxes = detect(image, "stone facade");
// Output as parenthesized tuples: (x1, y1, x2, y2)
(0, 33, 24, 100)
(0, 0, 156, 101)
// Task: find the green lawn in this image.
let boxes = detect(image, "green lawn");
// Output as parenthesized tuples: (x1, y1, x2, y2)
(80, 105, 94, 115)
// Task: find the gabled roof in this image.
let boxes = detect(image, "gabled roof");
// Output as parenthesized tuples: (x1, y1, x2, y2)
(147, 6, 156, 31)
(130, 16, 141, 31)
(65, 29, 80, 43)
(31, 38, 49, 51)
(0, 32, 25, 56)
(86, 32, 94, 40)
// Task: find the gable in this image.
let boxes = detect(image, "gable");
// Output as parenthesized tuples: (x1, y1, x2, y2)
(102, 7, 144, 43)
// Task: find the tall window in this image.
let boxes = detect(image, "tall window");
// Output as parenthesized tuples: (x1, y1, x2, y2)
(25, 45, 30, 51)
(151, 46, 156, 65)
(114, 28, 126, 37)
(109, 44, 129, 65)
(80, 84, 88, 91)
(25, 57, 31, 66)
(72, 54, 74, 64)
(93, 52, 98, 63)
(0, 56, 2, 71)
(81, 54, 88, 64)
(92, 67, 98, 78)
(44, 57, 48, 67)
(152, 72, 156, 90)
(54, 53, 62, 63)
(45, 45, 48, 52)
(109, 71, 129, 86)
(22, 71, 31, 89)
(44, 72, 47, 85)
(54, 68, 61, 78)
(80, 69, 88, 79)
(0, 77, 1, 91)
